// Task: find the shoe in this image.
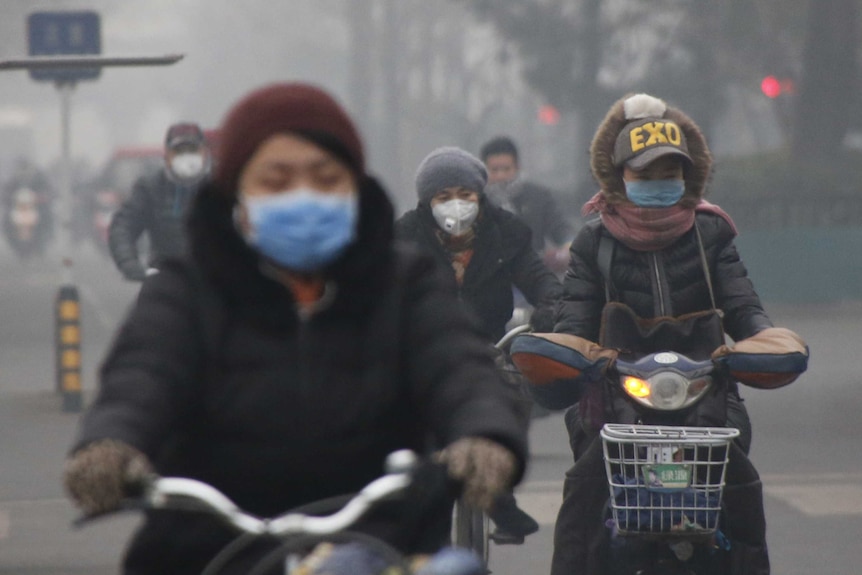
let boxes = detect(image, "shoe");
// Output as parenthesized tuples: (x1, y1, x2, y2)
(488, 492, 539, 545)
(489, 529, 526, 545)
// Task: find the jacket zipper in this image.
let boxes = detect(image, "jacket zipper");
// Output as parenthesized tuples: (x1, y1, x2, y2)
(297, 312, 311, 393)
(651, 253, 667, 316)
(294, 282, 337, 394)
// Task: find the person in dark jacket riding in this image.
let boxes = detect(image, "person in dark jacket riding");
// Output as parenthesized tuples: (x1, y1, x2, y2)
(108, 122, 211, 281)
(480, 136, 574, 274)
(550, 93, 773, 575)
(396, 147, 562, 344)
(63, 83, 528, 575)
(395, 147, 562, 545)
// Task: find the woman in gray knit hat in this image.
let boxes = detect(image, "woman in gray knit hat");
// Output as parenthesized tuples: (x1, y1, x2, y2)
(395, 146, 562, 544)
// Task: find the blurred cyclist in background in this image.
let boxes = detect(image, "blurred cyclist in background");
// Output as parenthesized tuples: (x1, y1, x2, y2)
(108, 122, 211, 281)
(480, 136, 574, 276)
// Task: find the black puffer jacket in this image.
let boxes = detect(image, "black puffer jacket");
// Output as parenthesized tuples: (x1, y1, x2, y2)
(555, 213, 773, 342)
(108, 169, 202, 279)
(494, 179, 574, 252)
(395, 199, 562, 343)
(74, 178, 528, 573)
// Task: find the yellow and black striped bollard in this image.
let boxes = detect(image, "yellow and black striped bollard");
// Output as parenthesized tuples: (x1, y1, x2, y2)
(56, 285, 82, 412)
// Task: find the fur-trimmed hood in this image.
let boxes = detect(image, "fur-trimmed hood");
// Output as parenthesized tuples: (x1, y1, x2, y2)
(590, 93, 712, 207)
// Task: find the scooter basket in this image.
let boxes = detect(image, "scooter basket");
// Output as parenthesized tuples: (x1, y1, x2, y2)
(600, 424, 739, 536)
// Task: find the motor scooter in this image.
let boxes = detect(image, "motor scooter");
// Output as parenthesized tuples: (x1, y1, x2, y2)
(3, 187, 50, 260)
(510, 324, 808, 575)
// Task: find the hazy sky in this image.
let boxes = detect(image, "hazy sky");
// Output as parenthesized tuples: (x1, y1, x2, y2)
(1, 0, 349, 170)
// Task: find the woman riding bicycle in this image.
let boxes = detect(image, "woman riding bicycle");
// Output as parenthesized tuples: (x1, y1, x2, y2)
(63, 83, 528, 574)
(395, 147, 562, 545)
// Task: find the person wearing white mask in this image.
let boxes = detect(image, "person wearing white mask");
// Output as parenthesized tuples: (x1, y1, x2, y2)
(108, 122, 212, 281)
(396, 146, 562, 545)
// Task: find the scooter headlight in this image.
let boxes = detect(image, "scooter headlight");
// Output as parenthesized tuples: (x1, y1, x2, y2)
(621, 372, 713, 410)
(650, 373, 688, 410)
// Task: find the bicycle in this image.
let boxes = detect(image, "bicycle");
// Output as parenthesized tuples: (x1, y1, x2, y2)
(76, 450, 482, 575)
(450, 323, 533, 568)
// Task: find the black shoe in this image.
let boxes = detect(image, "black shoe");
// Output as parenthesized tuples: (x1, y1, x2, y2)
(489, 529, 526, 545)
(488, 493, 540, 545)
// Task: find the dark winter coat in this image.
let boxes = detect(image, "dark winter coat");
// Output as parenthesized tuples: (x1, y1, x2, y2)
(555, 213, 773, 342)
(394, 200, 562, 343)
(502, 180, 574, 252)
(108, 169, 201, 279)
(550, 92, 774, 575)
(74, 177, 528, 574)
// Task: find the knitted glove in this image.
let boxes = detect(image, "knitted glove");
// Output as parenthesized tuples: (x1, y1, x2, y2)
(435, 437, 517, 511)
(63, 439, 153, 515)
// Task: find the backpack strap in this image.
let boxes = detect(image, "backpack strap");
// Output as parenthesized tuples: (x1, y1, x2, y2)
(693, 221, 720, 315)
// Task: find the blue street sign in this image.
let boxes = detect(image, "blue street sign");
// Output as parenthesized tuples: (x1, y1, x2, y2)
(27, 11, 101, 82)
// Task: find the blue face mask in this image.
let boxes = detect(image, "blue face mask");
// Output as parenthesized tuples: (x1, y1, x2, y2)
(240, 188, 358, 272)
(624, 179, 685, 208)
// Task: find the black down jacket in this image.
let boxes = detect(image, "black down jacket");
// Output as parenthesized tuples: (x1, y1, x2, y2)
(395, 199, 562, 343)
(108, 169, 202, 279)
(500, 179, 574, 252)
(555, 213, 773, 343)
(73, 177, 528, 574)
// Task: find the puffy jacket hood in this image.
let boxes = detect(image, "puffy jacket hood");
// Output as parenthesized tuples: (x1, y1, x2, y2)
(590, 94, 712, 208)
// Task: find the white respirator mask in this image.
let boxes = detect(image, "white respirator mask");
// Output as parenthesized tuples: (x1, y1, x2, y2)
(432, 199, 479, 236)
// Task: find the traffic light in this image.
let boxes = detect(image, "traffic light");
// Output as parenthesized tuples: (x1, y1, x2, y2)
(538, 104, 560, 125)
(761, 75, 795, 99)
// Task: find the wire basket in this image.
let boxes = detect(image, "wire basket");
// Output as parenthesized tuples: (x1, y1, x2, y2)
(600, 423, 739, 537)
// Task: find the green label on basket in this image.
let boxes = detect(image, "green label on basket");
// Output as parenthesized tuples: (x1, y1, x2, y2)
(642, 464, 691, 489)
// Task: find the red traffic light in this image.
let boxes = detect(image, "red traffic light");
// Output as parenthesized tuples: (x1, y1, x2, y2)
(761, 76, 795, 98)
(538, 104, 560, 125)
(761, 75, 782, 98)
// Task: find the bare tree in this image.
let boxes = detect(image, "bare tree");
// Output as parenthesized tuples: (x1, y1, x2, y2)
(793, 0, 859, 161)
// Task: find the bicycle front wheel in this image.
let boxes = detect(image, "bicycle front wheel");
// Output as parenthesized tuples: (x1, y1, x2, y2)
(452, 498, 489, 567)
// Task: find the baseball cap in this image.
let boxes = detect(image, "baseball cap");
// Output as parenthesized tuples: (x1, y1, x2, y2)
(165, 122, 205, 150)
(613, 117, 692, 170)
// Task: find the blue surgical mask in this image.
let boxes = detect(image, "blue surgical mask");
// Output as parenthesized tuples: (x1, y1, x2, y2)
(624, 179, 685, 208)
(240, 188, 358, 272)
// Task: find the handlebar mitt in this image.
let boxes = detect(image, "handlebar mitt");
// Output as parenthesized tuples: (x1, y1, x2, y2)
(509, 333, 618, 409)
(712, 327, 809, 389)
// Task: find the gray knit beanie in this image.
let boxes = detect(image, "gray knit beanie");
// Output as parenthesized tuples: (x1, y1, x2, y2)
(415, 146, 488, 203)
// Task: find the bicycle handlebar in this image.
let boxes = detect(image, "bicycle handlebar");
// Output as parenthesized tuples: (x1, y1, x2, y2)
(76, 449, 419, 538)
(495, 323, 531, 350)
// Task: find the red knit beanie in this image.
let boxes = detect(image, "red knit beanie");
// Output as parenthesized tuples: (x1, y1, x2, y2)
(214, 83, 365, 194)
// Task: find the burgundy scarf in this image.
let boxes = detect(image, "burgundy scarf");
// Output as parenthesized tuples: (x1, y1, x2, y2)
(582, 192, 738, 252)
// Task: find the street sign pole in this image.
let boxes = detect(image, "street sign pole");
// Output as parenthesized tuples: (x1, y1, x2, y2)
(1, 9, 184, 413)
(58, 80, 75, 283)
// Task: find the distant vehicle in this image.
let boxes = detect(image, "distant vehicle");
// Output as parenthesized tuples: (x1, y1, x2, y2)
(3, 186, 52, 260)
